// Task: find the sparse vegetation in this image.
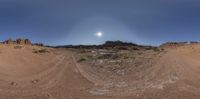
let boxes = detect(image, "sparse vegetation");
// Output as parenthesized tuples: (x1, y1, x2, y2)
(153, 47, 160, 52)
(97, 54, 119, 59)
(114, 46, 129, 50)
(14, 45, 23, 49)
(78, 57, 87, 62)
(75, 46, 159, 76)
(33, 48, 49, 53)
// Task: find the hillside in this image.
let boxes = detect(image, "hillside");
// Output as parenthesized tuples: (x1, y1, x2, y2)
(0, 40, 199, 99)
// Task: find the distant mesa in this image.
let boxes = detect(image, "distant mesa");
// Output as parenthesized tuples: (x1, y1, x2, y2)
(55, 40, 159, 51)
(161, 41, 200, 48)
(161, 42, 188, 47)
(103, 41, 138, 47)
(190, 41, 199, 44)
(33, 43, 44, 46)
(55, 40, 140, 48)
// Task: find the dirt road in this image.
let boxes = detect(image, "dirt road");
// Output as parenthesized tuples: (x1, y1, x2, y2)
(0, 45, 199, 99)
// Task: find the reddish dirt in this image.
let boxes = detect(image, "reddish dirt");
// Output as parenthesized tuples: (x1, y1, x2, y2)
(0, 44, 199, 99)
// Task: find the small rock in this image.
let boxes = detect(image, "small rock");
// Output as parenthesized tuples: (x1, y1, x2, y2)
(31, 79, 39, 84)
(10, 82, 17, 86)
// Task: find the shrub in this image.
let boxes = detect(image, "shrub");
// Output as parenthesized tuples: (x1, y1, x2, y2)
(33, 49, 49, 53)
(78, 57, 87, 62)
(14, 46, 23, 49)
(153, 48, 160, 52)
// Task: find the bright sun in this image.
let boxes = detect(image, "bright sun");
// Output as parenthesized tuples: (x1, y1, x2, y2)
(95, 32, 103, 37)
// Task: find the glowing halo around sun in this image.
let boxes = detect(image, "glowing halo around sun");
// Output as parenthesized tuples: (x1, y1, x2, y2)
(95, 32, 103, 37)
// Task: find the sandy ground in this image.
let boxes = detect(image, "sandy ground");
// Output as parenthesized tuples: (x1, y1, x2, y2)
(0, 44, 199, 99)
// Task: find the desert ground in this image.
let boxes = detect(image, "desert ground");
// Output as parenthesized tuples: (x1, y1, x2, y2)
(0, 41, 199, 99)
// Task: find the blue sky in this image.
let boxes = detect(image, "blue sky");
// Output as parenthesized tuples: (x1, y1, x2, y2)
(0, 0, 200, 45)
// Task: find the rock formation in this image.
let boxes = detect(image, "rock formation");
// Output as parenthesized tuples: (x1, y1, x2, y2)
(2, 38, 15, 44)
(1, 38, 32, 45)
(16, 38, 32, 45)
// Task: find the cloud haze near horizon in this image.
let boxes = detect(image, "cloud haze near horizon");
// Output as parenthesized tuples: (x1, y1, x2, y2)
(0, 0, 200, 45)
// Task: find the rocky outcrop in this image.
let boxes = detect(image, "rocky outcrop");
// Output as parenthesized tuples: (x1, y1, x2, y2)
(1, 38, 32, 45)
(102, 41, 138, 47)
(16, 38, 32, 45)
(2, 38, 15, 44)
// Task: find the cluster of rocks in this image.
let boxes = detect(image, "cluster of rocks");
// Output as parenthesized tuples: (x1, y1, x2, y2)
(0, 38, 44, 46)
(1, 38, 32, 45)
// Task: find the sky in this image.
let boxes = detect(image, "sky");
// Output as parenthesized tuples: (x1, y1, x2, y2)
(0, 0, 200, 45)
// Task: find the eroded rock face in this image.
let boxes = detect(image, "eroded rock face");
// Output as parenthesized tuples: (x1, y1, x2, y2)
(2, 38, 15, 44)
(16, 38, 32, 45)
(1, 38, 32, 45)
